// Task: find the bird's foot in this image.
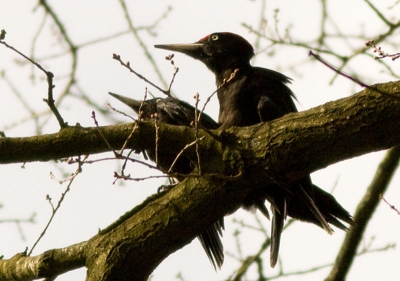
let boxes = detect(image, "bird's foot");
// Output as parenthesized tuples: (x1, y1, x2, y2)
(157, 183, 178, 193)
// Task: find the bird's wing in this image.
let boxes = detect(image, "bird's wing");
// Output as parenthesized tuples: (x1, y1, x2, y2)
(251, 68, 298, 122)
(156, 98, 194, 126)
(257, 96, 286, 122)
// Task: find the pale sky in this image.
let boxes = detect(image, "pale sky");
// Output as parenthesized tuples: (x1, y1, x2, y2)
(0, 1, 399, 280)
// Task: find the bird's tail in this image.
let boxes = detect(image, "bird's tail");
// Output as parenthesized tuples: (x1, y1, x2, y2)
(297, 184, 333, 234)
(248, 180, 353, 267)
(269, 193, 286, 268)
(286, 181, 354, 231)
(311, 184, 354, 230)
(241, 186, 287, 267)
(197, 218, 225, 270)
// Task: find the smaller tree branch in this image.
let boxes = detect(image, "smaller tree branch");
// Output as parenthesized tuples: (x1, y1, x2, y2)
(326, 145, 400, 281)
(0, 32, 67, 128)
(0, 242, 87, 280)
(112, 53, 168, 95)
(29, 157, 85, 256)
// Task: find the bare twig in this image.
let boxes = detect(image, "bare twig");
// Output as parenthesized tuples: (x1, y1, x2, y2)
(198, 68, 239, 122)
(112, 53, 168, 95)
(120, 122, 140, 153)
(365, 40, 400, 61)
(111, 90, 148, 154)
(154, 116, 160, 167)
(92, 110, 143, 184)
(168, 137, 205, 173)
(108, 103, 137, 121)
(112, 149, 136, 184)
(0, 34, 48, 74)
(29, 155, 86, 256)
(118, 0, 168, 89)
(227, 218, 295, 280)
(308, 50, 370, 88)
(112, 90, 151, 181)
(380, 194, 400, 215)
(309, 50, 400, 101)
(70, 155, 160, 172)
(50, 171, 79, 184)
(193, 93, 202, 175)
(137, 88, 148, 121)
(91, 111, 113, 151)
(165, 54, 179, 94)
(39, 0, 78, 128)
(113, 174, 170, 182)
(0, 34, 66, 128)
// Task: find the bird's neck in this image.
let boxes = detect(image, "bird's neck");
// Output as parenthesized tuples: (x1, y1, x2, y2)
(215, 64, 249, 87)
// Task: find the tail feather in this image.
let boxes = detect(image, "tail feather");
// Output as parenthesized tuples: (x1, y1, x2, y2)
(285, 182, 354, 231)
(298, 184, 333, 235)
(312, 184, 354, 228)
(270, 193, 286, 268)
(260, 180, 353, 267)
(254, 198, 270, 220)
(197, 218, 225, 269)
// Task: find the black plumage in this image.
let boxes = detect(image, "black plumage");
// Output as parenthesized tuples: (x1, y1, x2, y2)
(155, 32, 353, 267)
(109, 92, 224, 269)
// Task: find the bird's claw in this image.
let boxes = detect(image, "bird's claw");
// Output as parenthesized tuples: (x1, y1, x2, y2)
(157, 183, 178, 193)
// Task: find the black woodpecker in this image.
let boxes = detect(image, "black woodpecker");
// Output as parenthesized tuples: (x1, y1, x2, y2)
(154, 32, 354, 267)
(109, 92, 224, 269)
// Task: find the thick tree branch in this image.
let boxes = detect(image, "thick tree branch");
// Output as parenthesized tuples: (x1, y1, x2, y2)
(86, 177, 246, 281)
(0, 178, 247, 281)
(0, 81, 400, 280)
(1, 81, 400, 180)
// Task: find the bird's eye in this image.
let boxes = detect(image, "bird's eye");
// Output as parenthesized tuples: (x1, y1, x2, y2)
(211, 34, 219, 41)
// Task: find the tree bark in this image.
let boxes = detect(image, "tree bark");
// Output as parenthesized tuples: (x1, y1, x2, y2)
(0, 81, 399, 280)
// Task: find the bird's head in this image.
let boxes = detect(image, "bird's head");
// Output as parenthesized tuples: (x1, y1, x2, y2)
(155, 32, 254, 73)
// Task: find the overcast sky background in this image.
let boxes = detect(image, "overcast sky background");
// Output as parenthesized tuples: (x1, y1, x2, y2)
(1, 1, 399, 280)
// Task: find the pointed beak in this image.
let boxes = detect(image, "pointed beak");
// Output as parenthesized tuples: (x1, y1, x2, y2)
(109, 92, 142, 113)
(154, 43, 204, 57)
